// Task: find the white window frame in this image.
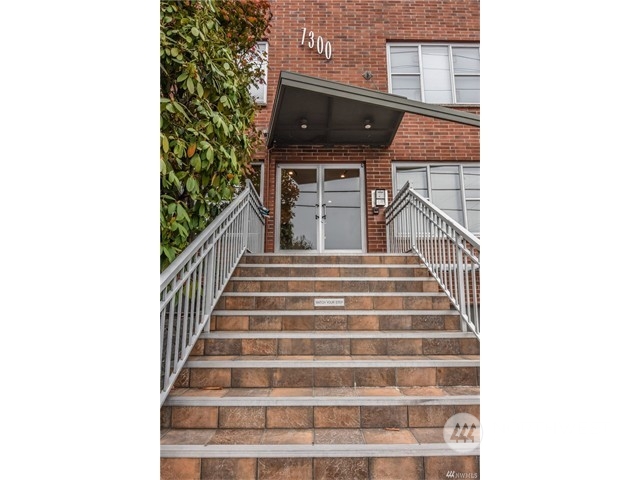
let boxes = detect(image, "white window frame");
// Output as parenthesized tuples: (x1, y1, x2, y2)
(392, 162, 480, 234)
(386, 43, 479, 105)
(248, 41, 268, 105)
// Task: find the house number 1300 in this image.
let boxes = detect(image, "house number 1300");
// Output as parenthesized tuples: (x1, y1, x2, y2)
(300, 28, 332, 60)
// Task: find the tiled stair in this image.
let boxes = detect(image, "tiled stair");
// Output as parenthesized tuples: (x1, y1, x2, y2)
(160, 254, 480, 479)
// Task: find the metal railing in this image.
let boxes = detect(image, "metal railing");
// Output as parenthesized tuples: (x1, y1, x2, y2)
(160, 180, 265, 405)
(386, 181, 480, 337)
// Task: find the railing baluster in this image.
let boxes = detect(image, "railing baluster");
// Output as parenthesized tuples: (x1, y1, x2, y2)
(160, 181, 266, 405)
(385, 181, 480, 339)
(163, 294, 176, 390)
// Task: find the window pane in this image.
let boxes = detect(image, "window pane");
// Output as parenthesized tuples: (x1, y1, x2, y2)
(431, 190, 462, 210)
(430, 167, 460, 190)
(396, 167, 428, 199)
(452, 47, 480, 74)
(422, 46, 452, 104)
(455, 76, 479, 103)
(464, 189, 480, 199)
(466, 200, 480, 233)
(389, 46, 420, 73)
(248, 42, 267, 104)
(430, 165, 459, 174)
(391, 75, 421, 101)
(463, 167, 480, 190)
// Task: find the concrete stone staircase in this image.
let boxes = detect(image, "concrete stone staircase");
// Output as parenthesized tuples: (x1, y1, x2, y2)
(160, 254, 480, 479)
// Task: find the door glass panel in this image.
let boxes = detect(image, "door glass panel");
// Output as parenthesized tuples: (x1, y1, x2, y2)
(280, 168, 317, 250)
(323, 168, 362, 250)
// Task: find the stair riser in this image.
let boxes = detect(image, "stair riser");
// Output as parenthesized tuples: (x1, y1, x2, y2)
(161, 404, 480, 429)
(161, 455, 479, 480)
(175, 366, 479, 389)
(217, 295, 451, 311)
(211, 315, 461, 332)
(233, 266, 430, 278)
(240, 255, 423, 265)
(224, 279, 440, 293)
(196, 337, 479, 356)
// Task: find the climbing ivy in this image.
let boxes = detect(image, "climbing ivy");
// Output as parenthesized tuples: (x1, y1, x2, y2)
(160, 0, 271, 270)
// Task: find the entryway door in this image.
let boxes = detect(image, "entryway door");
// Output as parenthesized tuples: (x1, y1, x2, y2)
(276, 164, 366, 253)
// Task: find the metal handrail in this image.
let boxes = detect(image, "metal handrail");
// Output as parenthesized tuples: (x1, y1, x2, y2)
(386, 181, 480, 337)
(160, 180, 265, 405)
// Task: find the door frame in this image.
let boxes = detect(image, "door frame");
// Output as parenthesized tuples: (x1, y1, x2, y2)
(275, 163, 367, 254)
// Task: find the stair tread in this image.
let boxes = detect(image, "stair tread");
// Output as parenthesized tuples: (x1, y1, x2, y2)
(201, 331, 476, 339)
(230, 276, 436, 281)
(185, 355, 479, 367)
(221, 291, 444, 296)
(160, 428, 479, 457)
(237, 263, 428, 268)
(166, 386, 479, 405)
(212, 309, 459, 315)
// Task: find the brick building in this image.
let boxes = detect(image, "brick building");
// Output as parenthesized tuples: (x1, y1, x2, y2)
(248, 0, 480, 253)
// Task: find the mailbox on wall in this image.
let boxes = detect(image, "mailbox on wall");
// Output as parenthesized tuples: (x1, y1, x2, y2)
(371, 189, 388, 214)
(371, 189, 388, 208)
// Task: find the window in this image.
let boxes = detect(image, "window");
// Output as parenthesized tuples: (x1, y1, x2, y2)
(393, 163, 480, 234)
(387, 44, 479, 104)
(248, 42, 268, 105)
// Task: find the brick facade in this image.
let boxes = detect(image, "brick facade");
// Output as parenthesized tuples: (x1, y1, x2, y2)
(254, 0, 480, 252)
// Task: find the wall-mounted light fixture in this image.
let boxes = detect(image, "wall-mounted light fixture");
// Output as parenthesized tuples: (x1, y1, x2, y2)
(364, 118, 372, 130)
(340, 170, 347, 178)
(300, 118, 308, 129)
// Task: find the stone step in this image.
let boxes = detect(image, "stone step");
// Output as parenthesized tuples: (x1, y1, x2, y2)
(224, 277, 441, 293)
(240, 254, 423, 265)
(162, 404, 479, 430)
(175, 356, 479, 389)
(193, 331, 479, 356)
(162, 386, 479, 429)
(216, 292, 451, 311)
(210, 310, 462, 332)
(233, 264, 431, 278)
(161, 434, 479, 479)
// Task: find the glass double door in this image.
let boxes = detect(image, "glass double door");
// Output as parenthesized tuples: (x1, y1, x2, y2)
(277, 164, 365, 252)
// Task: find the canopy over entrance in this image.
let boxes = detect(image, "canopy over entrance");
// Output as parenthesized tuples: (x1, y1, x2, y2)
(267, 71, 479, 148)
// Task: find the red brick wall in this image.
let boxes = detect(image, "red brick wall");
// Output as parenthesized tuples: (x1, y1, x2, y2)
(253, 0, 480, 252)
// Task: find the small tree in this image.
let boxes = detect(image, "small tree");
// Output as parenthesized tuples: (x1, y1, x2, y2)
(160, 0, 271, 270)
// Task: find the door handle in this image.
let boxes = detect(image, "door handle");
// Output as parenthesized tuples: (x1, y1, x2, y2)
(322, 204, 327, 220)
(315, 204, 320, 220)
